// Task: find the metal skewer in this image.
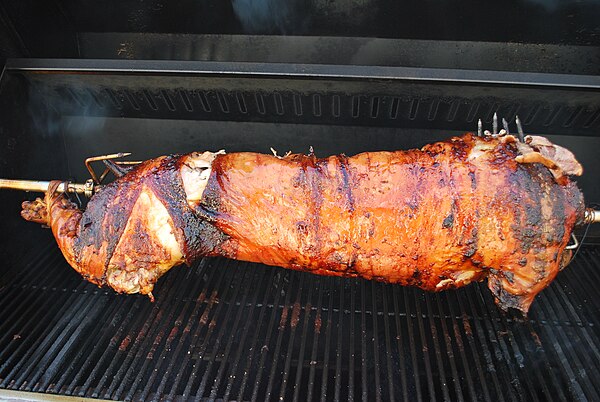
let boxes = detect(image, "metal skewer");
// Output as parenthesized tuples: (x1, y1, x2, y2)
(0, 178, 100, 197)
(3, 178, 599, 224)
(493, 112, 498, 135)
(2, 143, 600, 225)
(515, 115, 525, 143)
(502, 118, 510, 136)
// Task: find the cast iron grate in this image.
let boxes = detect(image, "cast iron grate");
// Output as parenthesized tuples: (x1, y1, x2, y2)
(1, 243, 599, 401)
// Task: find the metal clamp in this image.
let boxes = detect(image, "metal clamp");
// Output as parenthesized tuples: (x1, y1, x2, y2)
(84, 179, 95, 198)
(585, 209, 600, 224)
(85, 152, 140, 184)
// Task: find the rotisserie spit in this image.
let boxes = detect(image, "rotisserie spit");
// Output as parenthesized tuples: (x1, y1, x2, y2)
(4, 128, 597, 314)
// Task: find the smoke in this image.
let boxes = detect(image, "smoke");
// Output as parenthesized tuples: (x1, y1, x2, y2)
(28, 81, 107, 137)
(26, 79, 108, 178)
(231, 0, 307, 34)
(525, 0, 562, 11)
(27, 84, 62, 140)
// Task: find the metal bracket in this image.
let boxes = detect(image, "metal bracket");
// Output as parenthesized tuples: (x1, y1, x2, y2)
(0, 152, 141, 197)
(85, 152, 141, 184)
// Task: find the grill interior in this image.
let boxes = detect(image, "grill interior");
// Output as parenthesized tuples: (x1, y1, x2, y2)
(2, 243, 600, 401)
(0, 58, 599, 401)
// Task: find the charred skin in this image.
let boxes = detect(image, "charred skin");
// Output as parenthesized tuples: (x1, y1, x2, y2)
(21, 133, 585, 313)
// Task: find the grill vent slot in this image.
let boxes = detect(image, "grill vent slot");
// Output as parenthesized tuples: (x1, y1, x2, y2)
(485, 103, 500, 122)
(273, 92, 284, 115)
(86, 89, 104, 109)
(543, 106, 561, 126)
(197, 91, 211, 112)
(408, 99, 419, 120)
(255, 93, 266, 115)
(143, 90, 158, 111)
(524, 104, 541, 125)
(312, 94, 321, 117)
(180, 90, 194, 112)
(216, 92, 230, 113)
(352, 96, 360, 118)
(427, 99, 439, 121)
(466, 102, 480, 123)
(66, 88, 85, 108)
(370, 97, 379, 118)
(124, 90, 140, 111)
(292, 94, 302, 116)
(104, 89, 122, 110)
(584, 108, 600, 128)
(332, 95, 341, 117)
(563, 106, 583, 128)
(234, 92, 247, 115)
(389, 97, 400, 119)
(446, 101, 459, 122)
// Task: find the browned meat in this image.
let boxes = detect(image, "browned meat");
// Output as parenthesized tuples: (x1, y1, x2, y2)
(21, 133, 585, 313)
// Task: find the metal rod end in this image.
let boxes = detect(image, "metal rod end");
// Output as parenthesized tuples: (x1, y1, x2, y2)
(493, 112, 498, 135)
(515, 115, 525, 142)
(585, 209, 600, 224)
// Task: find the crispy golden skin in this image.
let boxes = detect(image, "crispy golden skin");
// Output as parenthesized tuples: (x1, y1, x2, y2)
(21, 133, 585, 313)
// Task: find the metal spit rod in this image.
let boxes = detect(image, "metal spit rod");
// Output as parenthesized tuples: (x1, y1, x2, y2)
(0, 153, 133, 197)
(0, 178, 99, 197)
(1, 177, 599, 224)
(585, 209, 600, 224)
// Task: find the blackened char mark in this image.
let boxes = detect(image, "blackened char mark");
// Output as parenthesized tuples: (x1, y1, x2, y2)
(337, 155, 355, 212)
(442, 167, 458, 230)
(198, 155, 238, 258)
(468, 171, 476, 190)
(442, 202, 455, 229)
(567, 181, 586, 226)
(74, 172, 142, 272)
(148, 155, 228, 263)
(463, 163, 479, 259)
(308, 156, 324, 259)
(463, 227, 478, 258)
(200, 156, 225, 219)
(488, 275, 525, 312)
(508, 164, 543, 254)
(548, 173, 568, 244)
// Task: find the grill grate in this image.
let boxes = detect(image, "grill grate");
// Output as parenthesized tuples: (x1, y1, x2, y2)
(1, 244, 600, 401)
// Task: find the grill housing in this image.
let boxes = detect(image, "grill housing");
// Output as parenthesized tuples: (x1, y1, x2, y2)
(0, 12, 600, 401)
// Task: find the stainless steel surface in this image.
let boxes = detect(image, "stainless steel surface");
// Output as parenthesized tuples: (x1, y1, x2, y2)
(585, 209, 600, 224)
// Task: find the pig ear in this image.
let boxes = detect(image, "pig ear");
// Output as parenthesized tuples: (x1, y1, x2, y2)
(514, 135, 583, 181)
(526, 135, 583, 176)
